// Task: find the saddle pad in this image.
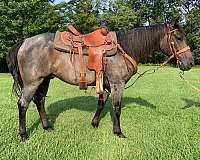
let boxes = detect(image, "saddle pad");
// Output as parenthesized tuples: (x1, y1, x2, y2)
(53, 31, 118, 57)
(54, 31, 72, 52)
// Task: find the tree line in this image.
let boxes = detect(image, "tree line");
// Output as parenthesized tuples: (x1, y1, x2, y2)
(0, 0, 199, 72)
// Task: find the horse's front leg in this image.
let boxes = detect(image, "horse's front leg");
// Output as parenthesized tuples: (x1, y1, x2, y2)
(110, 83, 126, 138)
(91, 90, 110, 127)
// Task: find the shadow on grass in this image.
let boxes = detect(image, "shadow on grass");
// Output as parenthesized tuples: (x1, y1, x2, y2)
(182, 98, 200, 109)
(28, 96, 156, 135)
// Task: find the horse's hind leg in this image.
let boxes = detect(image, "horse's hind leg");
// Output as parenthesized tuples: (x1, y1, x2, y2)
(18, 80, 43, 141)
(33, 78, 51, 131)
(110, 83, 126, 138)
(91, 90, 110, 128)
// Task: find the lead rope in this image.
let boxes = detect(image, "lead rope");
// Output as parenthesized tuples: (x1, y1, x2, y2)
(179, 71, 200, 93)
(83, 87, 96, 96)
(125, 66, 161, 89)
(117, 43, 167, 90)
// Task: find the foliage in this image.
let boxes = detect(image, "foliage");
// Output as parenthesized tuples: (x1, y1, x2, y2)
(0, 0, 62, 71)
(57, 0, 100, 33)
(185, 6, 200, 64)
(101, 0, 140, 31)
(124, 0, 181, 24)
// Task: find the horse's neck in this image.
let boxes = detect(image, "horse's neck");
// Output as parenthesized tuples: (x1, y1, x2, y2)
(117, 25, 165, 62)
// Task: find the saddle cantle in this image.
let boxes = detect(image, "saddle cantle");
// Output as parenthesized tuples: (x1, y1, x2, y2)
(54, 25, 118, 94)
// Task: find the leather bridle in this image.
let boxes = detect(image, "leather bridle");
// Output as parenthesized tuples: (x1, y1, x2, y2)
(161, 25, 191, 66)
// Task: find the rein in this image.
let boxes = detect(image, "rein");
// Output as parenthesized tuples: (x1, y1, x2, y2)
(179, 71, 200, 93)
(125, 66, 160, 89)
(117, 43, 164, 89)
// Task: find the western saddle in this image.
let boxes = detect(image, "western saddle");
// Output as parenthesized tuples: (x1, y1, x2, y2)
(54, 24, 137, 94)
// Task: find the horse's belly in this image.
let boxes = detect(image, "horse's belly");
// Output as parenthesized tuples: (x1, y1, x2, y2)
(51, 53, 96, 86)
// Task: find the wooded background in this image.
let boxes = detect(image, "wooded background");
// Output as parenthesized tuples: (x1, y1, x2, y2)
(0, 0, 199, 72)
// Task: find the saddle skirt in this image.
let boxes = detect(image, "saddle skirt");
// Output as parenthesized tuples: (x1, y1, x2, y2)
(53, 29, 118, 94)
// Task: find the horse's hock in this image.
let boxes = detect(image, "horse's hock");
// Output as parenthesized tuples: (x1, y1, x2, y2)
(54, 25, 118, 94)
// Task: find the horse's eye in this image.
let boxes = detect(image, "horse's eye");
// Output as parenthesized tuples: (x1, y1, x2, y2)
(177, 37, 182, 41)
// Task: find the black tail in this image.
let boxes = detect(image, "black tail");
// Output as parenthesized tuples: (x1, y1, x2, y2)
(6, 41, 24, 97)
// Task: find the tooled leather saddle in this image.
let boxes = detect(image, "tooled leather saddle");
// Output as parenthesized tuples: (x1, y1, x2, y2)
(54, 25, 118, 94)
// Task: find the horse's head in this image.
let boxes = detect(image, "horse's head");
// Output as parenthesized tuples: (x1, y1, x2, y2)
(160, 21, 194, 71)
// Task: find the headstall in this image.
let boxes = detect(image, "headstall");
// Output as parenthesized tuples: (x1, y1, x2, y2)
(161, 25, 190, 66)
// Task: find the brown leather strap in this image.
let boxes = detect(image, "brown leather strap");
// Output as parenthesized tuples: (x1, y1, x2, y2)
(117, 44, 137, 71)
(123, 54, 138, 70)
(68, 24, 80, 36)
(161, 46, 190, 67)
(174, 45, 190, 57)
(161, 54, 174, 66)
(77, 44, 87, 89)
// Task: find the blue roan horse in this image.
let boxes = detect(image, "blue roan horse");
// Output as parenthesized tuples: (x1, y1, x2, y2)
(7, 22, 193, 141)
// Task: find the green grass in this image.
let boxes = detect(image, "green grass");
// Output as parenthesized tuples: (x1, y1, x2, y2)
(1, 65, 200, 160)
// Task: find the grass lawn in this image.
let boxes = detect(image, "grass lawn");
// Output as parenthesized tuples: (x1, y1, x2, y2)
(0, 65, 200, 160)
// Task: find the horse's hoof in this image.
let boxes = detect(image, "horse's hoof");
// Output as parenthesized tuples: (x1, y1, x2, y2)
(20, 134, 29, 142)
(117, 133, 126, 138)
(44, 127, 54, 132)
(91, 121, 99, 128)
(114, 132, 126, 138)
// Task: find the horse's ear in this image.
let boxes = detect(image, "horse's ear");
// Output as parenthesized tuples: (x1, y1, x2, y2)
(175, 17, 180, 24)
(171, 17, 180, 27)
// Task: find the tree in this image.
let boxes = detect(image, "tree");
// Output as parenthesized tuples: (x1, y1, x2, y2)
(101, 0, 140, 31)
(125, 0, 182, 25)
(58, 0, 100, 33)
(0, 0, 62, 71)
(185, 5, 200, 64)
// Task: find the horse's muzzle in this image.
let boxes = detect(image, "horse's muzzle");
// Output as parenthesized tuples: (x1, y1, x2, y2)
(178, 54, 194, 71)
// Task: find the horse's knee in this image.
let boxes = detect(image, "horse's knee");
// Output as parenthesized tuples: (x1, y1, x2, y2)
(112, 100, 121, 111)
(112, 109, 121, 117)
(18, 98, 28, 111)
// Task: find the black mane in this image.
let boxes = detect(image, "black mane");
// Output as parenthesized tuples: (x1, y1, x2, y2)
(116, 24, 166, 62)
